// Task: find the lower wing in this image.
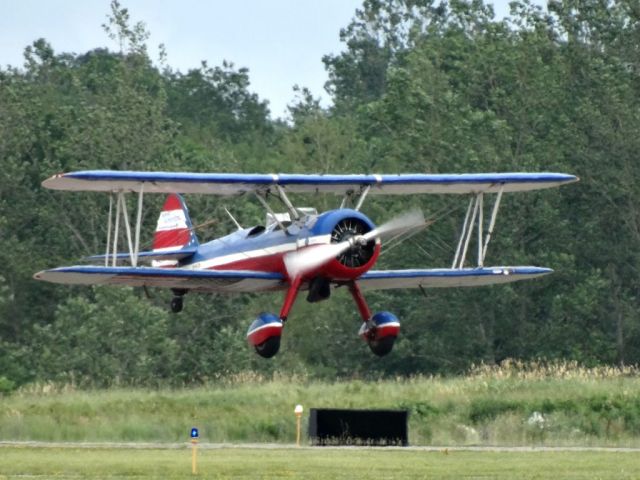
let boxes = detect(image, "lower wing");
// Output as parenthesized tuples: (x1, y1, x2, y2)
(356, 266, 552, 290)
(34, 266, 285, 293)
(35, 265, 550, 293)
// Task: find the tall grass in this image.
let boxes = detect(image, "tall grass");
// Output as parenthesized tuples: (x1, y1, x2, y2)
(2, 361, 639, 446)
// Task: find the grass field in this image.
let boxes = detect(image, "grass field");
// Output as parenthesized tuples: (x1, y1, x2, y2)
(2, 362, 640, 446)
(1, 446, 639, 479)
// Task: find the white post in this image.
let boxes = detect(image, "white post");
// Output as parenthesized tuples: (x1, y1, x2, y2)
(294, 404, 304, 447)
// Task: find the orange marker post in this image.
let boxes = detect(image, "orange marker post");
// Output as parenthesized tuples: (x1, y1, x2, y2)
(294, 405, 304, 447)
(190, 427, 199, 475)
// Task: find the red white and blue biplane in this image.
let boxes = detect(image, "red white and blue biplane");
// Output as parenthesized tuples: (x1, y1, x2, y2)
(34, 171, 577, 358)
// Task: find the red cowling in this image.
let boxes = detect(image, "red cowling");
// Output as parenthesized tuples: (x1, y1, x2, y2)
(318, 244, 381, 281)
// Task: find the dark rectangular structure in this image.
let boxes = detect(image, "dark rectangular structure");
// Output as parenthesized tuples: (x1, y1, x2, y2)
(309, 408, 408, 446)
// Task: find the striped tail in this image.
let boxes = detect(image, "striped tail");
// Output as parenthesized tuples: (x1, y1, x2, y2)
(152, 194, 198, 265)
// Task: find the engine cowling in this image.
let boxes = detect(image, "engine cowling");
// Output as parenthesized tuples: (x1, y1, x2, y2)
(330, 217, 377, 268)
(307, 209, 381, 280)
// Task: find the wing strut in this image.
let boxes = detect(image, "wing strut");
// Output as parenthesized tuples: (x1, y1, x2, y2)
(339, 191, 351, 209)
(133, 185, 144, 265)
(459, 194, 480, 268)
(112, 191, 121, 266)
(354, 185, 370, 211)
(451, 185, 505, 269)
(255, 191, 287, 230)
(482, 186, 504, 264)
(105, 194, 113, 267)
(275, 185, 300, 220)
(339, 185, 371, 211)
(452, 197, 474, 268)
(477, 193, 484, 267)
(119, 192, 135, 265)
(104, 188, 146, 267)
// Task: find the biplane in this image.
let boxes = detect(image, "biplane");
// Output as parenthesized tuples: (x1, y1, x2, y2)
(34, 171, 577, 358)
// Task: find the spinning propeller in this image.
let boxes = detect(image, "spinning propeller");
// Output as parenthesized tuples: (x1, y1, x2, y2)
(284, 209, 426, 278)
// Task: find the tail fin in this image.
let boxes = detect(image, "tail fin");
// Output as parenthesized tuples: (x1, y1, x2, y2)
(153, 194, 199, 252)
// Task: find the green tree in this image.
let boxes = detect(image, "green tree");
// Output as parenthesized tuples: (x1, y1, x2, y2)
(33, 288, 178, 386)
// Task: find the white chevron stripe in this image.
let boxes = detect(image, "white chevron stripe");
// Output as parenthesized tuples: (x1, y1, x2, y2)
(187, 234, 331, 270)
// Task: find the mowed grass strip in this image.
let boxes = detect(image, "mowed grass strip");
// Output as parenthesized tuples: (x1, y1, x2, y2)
(2, 363, 640, 446)
(0, 447, 639, 479)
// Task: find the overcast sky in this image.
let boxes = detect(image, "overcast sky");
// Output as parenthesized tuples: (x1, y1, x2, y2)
(0, 0, 545, 119)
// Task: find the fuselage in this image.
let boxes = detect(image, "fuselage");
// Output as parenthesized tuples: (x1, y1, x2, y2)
(183, 208, 381, 282)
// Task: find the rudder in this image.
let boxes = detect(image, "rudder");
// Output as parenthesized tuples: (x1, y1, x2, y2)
(153, 194, 199, 252)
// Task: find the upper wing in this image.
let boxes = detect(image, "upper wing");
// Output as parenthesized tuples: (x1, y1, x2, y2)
(43, 170, 578, 196)
(34, 266, 285, 293)
(356, 266, 552, 290)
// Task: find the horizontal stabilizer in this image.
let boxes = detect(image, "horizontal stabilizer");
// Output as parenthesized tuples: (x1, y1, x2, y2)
(86, 247, 197, 264)
(357, 266, 552, 291)
(34, 266, 285, 293)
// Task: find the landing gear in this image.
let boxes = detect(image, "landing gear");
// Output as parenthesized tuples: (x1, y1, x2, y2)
(170, 296, 183, 313)
(170, 289, 188, 313)
(247, 278, 302, 359)
(349, 282, 400, 357)
(368, 336, 396, 357)
(255, 336, 281, 358)
(247, 312, 284, 359)
(246, 278, 401, 358)
(359, 312, 401, 357)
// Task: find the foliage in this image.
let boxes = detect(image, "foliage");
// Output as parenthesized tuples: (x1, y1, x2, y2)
(3, 362, 640, 446)
(1, 0, 640, 387)
(0, 376, 16, 395)
(32, 287, 178, 387)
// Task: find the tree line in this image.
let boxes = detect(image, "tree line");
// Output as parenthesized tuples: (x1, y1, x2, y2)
(1, 0, 639, 389)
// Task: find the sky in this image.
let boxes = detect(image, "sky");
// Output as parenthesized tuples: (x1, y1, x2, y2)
(0, 0, 545, 119)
